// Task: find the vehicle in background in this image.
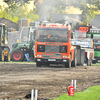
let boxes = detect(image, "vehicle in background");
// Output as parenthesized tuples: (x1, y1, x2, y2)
(87, 28, 100, 63)
(72, 23, 94, 66)
(11, 21, 39, 62)
(0, 23, 10, 61)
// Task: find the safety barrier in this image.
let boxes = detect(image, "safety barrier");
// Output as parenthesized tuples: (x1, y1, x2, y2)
(71, 79, 77, 89)
(31, 89, 38, 100)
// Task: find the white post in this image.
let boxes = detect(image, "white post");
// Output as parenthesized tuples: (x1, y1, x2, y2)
(31, 89, 34, 100)
(35, 90, 38, 100)
(74, 80, 76, 89)
(71, 80, 73, 86)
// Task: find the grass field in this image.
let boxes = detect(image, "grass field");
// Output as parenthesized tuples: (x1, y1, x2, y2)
(51, 85, 100, 100)
(92, 63, 100, 66)
(0, 61, 100, 65)
(0, 61, 36, 64)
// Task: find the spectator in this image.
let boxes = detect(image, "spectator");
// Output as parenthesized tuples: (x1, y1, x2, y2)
(20, 44, 30, 62)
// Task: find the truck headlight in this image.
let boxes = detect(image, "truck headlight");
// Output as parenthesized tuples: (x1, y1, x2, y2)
(37, 45, 45, 52)
(37, 54, 41, 57)
(63, 55, 67, 58)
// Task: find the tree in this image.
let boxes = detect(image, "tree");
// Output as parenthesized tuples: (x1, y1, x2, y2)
(0, 3, 39, 23)
(68, 0, 100, 24)
(3, 0, 100, 24)
(3, 0, 31, 7)
(33, 0, 67, 21)
(34, 0, 100, 23)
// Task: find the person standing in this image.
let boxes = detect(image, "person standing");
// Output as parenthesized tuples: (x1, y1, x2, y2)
(20, 44, 30, 62)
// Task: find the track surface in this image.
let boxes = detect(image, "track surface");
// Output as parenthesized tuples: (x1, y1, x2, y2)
(0, 63, 100, 100)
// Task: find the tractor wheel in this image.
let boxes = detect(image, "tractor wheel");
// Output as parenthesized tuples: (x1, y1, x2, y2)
(11, 50, 24, 61)
(65, 55, 71, 68)
(36, 62, 42, 67)
(72, 49, 77, 67)
(4, 53, 10, 62)
(0, 50, 4, 61)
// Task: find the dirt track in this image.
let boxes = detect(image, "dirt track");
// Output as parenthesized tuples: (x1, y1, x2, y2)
(0, 63, 100, 100)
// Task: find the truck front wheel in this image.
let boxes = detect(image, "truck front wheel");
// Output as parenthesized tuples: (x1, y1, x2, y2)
(65, 55, 71, 68)
(36, 62, 42, 67)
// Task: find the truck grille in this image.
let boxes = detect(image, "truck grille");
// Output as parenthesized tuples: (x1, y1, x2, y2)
(45, 45, 59, 52)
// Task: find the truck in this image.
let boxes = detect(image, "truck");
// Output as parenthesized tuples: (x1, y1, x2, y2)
(72, 23, 94, 66)
(34, 23, 85, 68)
(0, 23, 10, 61)
(87, 28, 100, 63)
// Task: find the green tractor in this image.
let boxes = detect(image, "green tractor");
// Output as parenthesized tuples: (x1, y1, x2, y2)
(0, 23, 10, 61)
(11, 25, 37, 61)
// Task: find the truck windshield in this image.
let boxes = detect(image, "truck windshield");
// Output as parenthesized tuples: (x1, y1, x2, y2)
(74, 30, 86, 39)
(37, 29, 68, 42)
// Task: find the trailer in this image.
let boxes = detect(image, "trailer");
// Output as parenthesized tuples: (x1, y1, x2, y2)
(72, 23, 94, 66)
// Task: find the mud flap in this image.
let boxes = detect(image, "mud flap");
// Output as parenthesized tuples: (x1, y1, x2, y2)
(76, 46, 85, 66)
(80, 49, 85, 66)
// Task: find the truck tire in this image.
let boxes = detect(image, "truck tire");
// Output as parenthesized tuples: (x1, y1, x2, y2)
(11, 50, 24, 61)
(72, 49, 77, 67)
(0, 50, 4, 61)
(36, 62, 42, 67)
(65, 55, 71, 68)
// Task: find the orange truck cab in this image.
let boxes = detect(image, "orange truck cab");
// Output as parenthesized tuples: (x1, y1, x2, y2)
(34, 23, 78, 68)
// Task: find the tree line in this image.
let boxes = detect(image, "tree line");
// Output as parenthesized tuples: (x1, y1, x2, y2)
(1, 0, 100, 24)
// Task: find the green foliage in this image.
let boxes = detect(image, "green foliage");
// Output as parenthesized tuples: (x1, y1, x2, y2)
(81, 5, 95, 24)
(34, 0, 100, 23)
(52, 85, 100, 100)
(4, 0, 31, 7)
(0, 4, 39, 23)
(69, 0, 100, 24)
(3, 0, 100, 24)
(35, 0, 67, 14)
